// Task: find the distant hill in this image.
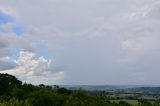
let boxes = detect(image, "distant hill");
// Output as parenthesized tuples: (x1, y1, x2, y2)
(60, 85, 160, 96)
(126, 87, 160, 95)
(59, 85, 142, 91)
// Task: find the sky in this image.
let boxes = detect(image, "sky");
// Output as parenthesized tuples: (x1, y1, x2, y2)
(0, 0, 160, 85)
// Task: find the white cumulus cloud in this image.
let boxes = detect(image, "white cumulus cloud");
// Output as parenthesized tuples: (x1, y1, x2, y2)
(1, 51, 64, 85)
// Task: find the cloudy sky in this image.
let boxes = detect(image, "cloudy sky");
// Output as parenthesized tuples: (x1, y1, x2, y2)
(0, 0, 160, 85)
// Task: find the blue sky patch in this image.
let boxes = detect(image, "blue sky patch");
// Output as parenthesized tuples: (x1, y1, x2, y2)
(10, 48, 20, 60)
(37, 42, 52, 60)
(12, 26, 25, 35)
(0, 12, 14, 24)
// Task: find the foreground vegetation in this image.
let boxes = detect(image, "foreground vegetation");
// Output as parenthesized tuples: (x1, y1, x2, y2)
(0, 73, 160, 106)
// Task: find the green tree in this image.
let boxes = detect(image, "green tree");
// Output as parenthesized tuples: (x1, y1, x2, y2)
(27, 89, 62, 106)
(0, 73, 22, 95)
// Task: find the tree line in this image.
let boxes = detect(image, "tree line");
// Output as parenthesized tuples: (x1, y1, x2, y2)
(0, 73, 159, 106)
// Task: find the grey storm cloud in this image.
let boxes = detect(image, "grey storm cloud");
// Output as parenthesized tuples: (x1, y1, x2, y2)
(0, 0, 160, 85)
(0, 58, 18, 70)
(0, 33, 35, 57)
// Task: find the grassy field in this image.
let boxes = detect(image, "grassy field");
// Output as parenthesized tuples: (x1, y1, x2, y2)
(111, 99, 139, 106)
